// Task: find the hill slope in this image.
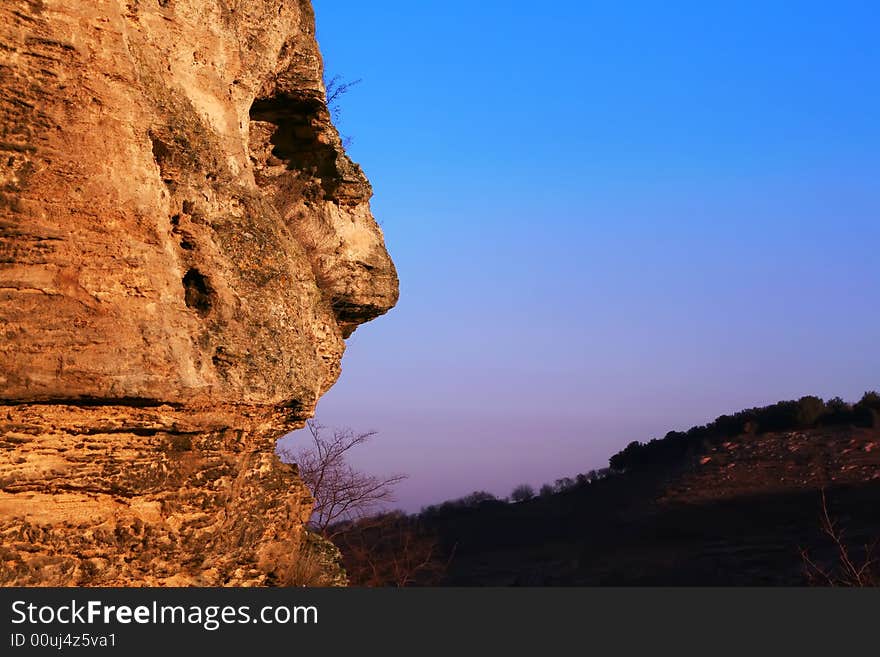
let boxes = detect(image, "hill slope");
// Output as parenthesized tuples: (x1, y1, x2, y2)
(423, 424, 880, 585)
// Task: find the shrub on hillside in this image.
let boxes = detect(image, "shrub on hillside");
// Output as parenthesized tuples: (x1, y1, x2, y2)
(510, 484, 535, 503)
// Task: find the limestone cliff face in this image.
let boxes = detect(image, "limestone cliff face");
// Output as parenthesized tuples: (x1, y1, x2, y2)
(0, 0, 398, 585)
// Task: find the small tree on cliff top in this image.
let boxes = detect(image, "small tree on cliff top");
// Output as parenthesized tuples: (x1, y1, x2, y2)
(324, 74, 362, 122)
(323, 73, 361, 148)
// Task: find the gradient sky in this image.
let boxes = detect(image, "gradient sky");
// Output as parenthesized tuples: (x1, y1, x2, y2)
(279, 1, 880, 512)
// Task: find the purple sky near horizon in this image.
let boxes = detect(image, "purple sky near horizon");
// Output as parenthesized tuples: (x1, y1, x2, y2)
(278, 1, 880, 513)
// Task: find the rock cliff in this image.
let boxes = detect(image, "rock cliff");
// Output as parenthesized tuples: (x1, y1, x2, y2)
(0, 0, 398, 585)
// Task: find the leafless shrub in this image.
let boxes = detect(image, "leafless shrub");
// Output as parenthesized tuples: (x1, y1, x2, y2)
(279, 420, 407, 537)
(800, 489, 878, 587)
(323, 73, 361, 149)
(334, 513, 451, 587)
(324, 74, 362, 123)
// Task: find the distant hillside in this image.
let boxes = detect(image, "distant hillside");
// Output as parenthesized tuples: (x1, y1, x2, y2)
(609, 392, 880, 473)
(346, 394, 880, 586)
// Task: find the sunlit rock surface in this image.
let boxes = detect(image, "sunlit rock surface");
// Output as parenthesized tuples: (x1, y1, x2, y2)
(0, 0, 397, 585)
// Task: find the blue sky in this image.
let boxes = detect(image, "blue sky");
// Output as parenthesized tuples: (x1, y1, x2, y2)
(280, 1, 880, 511)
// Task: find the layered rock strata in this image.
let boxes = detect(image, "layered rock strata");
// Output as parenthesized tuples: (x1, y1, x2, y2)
(0, 0, 397, 585)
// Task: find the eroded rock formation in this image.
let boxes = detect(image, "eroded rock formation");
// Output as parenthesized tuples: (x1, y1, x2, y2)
(0, 0, 398, 585)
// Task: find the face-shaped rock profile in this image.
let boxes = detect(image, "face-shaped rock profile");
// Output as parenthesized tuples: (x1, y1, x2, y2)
(0, 0, 398, 586)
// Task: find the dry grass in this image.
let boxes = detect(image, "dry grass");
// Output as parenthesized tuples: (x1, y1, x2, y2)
(272, 531, 348, 587)
(275, 548, 329, 587)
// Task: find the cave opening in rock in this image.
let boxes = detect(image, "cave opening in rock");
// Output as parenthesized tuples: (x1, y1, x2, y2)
(249, 94, 340, 200)
(182, 268, 213, 315)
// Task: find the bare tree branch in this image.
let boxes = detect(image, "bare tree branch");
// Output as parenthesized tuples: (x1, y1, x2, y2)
(323, 74, 362, 123)
(278, 420, 407, 537)
(333, 512, 450, 587)
(800, 488, 878, 587)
